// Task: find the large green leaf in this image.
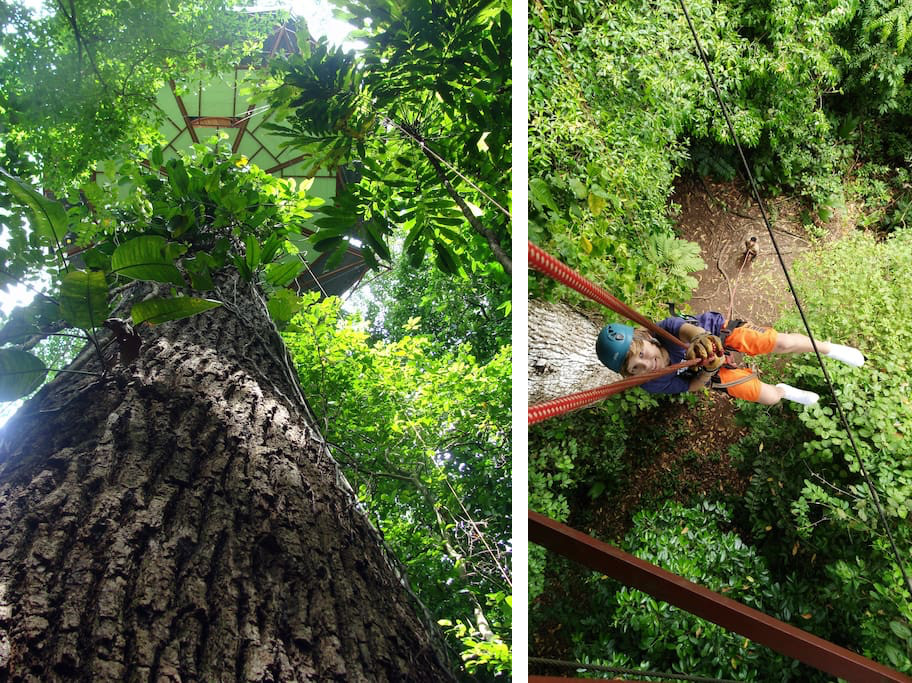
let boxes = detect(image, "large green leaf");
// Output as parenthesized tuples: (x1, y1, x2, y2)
(183, 253, 215, 291)
(433, 241, 461, 275)
(363, 218, 392, 262)
(245, 234, 261, 272)
(312, 235, 345, 253)
(0, 349, 48, 401)
(266, 289, 303, 327)
(0, 168, 69, 246)
(264, 255, 306, 287)
(111, 236, 184, 286)
(130, 297, 222, 326)
(59, 271, 109, 331)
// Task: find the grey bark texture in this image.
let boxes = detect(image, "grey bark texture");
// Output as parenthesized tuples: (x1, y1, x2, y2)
(527, 300, 621, 405)
(0, 272, 455, 682)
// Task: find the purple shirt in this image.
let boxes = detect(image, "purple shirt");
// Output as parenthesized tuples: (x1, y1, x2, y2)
(640, 311, 726, 394)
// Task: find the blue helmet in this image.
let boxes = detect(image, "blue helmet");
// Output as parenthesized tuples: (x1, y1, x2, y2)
(596, 323, 634, 373)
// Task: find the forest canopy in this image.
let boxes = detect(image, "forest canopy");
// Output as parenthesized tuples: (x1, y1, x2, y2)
(529, 0, 912, 679)
(0, 0, 511, 679)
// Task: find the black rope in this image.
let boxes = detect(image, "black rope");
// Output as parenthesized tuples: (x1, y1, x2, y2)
(677, 0, 912, 598)
(529, 656, 740, 683)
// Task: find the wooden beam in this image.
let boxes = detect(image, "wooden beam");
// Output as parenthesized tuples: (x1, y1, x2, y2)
(169, 79, 199, 144)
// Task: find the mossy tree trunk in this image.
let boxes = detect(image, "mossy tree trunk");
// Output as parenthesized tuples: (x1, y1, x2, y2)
(0, 272, 454, 682)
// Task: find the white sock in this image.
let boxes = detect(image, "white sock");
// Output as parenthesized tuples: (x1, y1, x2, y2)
(776, 383, 819, 406)
(825, 343, 864, 367)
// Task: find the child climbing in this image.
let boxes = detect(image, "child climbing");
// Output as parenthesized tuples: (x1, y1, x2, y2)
(596, 311, 864, 406)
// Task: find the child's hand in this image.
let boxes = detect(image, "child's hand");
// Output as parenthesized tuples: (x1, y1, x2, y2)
(701, 352, 725, 372)
(685, 332, 724, 369)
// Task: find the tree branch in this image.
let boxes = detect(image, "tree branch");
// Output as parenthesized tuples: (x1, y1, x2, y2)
(421, 148, 512, 276)
(55, 0, 109, 92)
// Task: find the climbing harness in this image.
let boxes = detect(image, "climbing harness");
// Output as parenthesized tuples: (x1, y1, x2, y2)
(528, 242, 706, 426)
(677, 0, 912, 596)
(664, 304, 759, 391)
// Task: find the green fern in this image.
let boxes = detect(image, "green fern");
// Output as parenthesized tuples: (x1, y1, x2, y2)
(864, 0, 912, 52)
(642, 233, 706, 291)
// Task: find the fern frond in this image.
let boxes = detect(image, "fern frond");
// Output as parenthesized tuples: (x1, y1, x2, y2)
(863, 0, 912, 51)
(643, 234, 706, 277)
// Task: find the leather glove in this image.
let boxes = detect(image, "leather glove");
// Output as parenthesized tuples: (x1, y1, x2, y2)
(685, 332, 725, 372)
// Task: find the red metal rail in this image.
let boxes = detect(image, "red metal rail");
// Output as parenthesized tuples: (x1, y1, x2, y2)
(529, 510, 912, 683)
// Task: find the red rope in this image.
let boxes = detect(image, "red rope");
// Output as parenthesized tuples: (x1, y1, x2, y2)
(529, 241, 687, 349)
(528, 241, 709, 424)
(528, 360, 700, 426)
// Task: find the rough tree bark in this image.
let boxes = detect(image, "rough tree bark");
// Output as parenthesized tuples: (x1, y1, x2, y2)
(527, 300, 620, 405)
(0, 271, 455, 682)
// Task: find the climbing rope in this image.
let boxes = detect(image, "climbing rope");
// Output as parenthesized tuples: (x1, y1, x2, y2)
(529, 242, 687, 350)
(528, 241, 703, 425)
(724, 241, 753, 322)
(678, 0, 912, 598)
(529, 358, 698, 426)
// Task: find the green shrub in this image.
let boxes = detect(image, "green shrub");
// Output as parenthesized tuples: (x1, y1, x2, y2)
(835, 0, 912, 116)
(734, 228, 912, 673)
(528, 390, 663, 599)
(572, 502, 823, 681)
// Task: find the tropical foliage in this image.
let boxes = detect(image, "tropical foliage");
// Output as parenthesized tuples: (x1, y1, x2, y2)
(362, 253, 510, 365)
(0, 0, 511, 679)
(529, 0, 912, 678)
(571, 502, 820, 681)
(284, 294, 512, 676)
(0, 0, 272, 188)
(0, 140, 324, 401)
(262, 0, 512, 287)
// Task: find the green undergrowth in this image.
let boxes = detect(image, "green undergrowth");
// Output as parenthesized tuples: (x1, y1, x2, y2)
(731, 228, 912, 673)
(530, 229, 912, 678)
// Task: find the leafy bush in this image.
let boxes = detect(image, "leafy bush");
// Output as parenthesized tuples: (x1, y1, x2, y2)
(570, 502, 823, 681)
(528, 0, 710, 317)
(528, 391, 659, 599)
(733, 228, 912, 673)
(836, 0, 912, 116)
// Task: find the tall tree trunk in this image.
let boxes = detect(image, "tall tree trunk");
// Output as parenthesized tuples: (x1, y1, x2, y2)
(528, 300, 620, 405)
(0, 272, 455, 682)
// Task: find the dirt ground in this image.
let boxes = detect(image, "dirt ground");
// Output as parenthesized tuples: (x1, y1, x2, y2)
(673, 176, 857, 324)
(588, 390, 750, 542)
